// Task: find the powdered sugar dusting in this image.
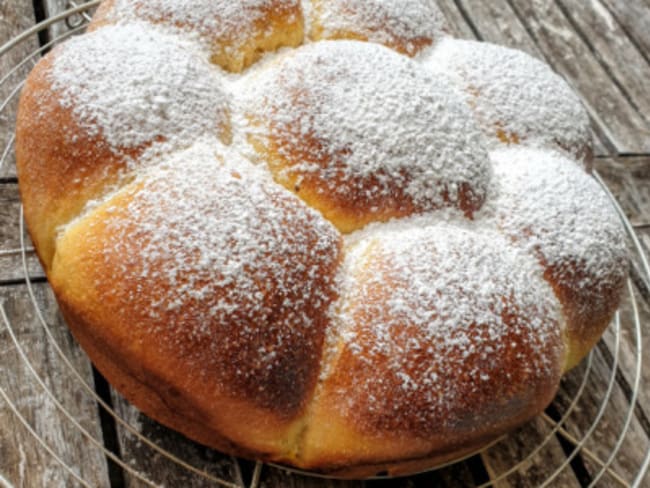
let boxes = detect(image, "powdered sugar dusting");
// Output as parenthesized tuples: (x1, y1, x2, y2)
(105, 0, 301, 56)
(79, 139, 342, 409)
(28, 4, 629, 454)
(424, 38, 591, 157)
(99, 139, 340, 326)
(241, 40, 491, 213)
(323, 223, 564, 433)
(310, 0, 448, 56)
(49, 23, 229, 157)
(490, 147, 627, 289)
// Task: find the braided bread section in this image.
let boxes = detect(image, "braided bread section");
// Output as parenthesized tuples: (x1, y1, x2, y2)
(15, 25, 230, 267)
(50, 141, 342, 458)
(241, 40, 490, 233)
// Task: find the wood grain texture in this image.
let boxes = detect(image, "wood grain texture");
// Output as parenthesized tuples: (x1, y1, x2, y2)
(599, 0, 650, 62)
(556, 0, 650, 129)
(0, 0, 38, 180)
(0, 183, 46, 282)
(480, 417, 580, 487)
(109, 391, 244, 488)
(0, 283, 110, 487)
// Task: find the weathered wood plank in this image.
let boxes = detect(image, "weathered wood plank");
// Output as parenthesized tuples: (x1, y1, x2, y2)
(0, 183, 47, 282)
(0, 283, 110, 487)
(480, 417, 581, 487)
(599, 0, 650, 63)
(0, 0, 38, 180)
(110, 392, 244, 488)
(435, 0, 476, 39)
(556, 0, 650, 128)
(456, 0, 542, 57)
(595, 156, 650, 227)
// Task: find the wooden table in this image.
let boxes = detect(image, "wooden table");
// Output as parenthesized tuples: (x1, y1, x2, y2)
(1, 1, 650, 487)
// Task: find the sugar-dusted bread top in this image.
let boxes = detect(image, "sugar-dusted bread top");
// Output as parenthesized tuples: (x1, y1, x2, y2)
(15, 0, 626, 478)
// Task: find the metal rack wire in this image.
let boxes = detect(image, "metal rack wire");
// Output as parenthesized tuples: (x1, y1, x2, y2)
(1, 3, 650, 487)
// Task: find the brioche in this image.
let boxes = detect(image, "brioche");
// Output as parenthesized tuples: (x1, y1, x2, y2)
(15, 0, 627, 478)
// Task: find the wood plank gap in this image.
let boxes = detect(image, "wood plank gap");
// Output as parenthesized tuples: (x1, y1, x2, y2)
(0, 277, 46, 287)
(593, 154, 650, 160)
(603, 153, 650, 159)
(544, 404, 593, 487)
(31, 0, 50, 50)
(465, 454, 491, 485)
(540, 413, 630, 488)
(0, 178, 18, 184)
(451, 0, 483, 40)
(91, 366, 125, 488)
(552, 0, 650, 125)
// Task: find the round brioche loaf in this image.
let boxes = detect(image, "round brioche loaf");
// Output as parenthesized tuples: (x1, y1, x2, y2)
(15, 0, 627, 478)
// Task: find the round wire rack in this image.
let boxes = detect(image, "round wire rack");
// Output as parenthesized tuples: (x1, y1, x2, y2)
(1, 2, 650, 487)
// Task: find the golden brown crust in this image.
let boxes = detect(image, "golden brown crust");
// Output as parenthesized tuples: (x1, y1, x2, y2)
(249, 128, 424, 233)
(297, 228, 564, 475)
(243, 41, 490, 234)
(50, 169, 343, 457)
(545, 261, 626, 371)
(15, 52, 136, 268)
(89, 0, 305, 72)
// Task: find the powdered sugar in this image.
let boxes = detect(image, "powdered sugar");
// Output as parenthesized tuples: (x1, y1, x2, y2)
(490, 148, 627, 287)
(241, 40, 491, 215)
(323, 222, 564, 432)
(423, 38, 591, 158)
(101, 0, 303, 70)
(71, 139, 342, 409)
(310, 0, 448, 56)
(98, 139, 340, 326)
(105, 0, 299, 43)
(49, 23, 229, 158)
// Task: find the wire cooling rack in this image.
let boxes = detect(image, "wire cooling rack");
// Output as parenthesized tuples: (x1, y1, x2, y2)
(1, 2, 650, 487)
